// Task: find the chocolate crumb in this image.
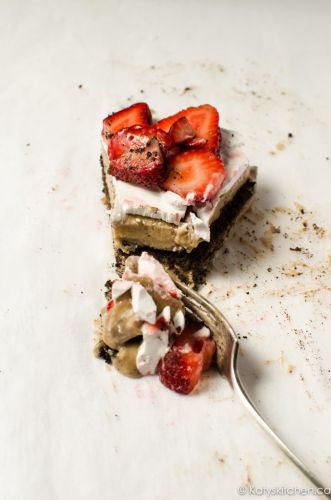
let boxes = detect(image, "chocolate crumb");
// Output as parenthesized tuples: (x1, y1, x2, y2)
(290, 246, 302, 252)
(267, 267, 272, 272)
(288, 133, 293, 138)
(78, 84, 83, 89)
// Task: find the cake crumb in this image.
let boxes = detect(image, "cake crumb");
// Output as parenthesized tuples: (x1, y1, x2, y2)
(215, 452, 226, 465)
(260, 224, 280, 251)
(294, 201, 305, 214)
(312, 223, 326, 238)
(288, 364, 295, 374)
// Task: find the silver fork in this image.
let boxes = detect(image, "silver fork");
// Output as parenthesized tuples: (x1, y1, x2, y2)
(175, 279, 330, 498)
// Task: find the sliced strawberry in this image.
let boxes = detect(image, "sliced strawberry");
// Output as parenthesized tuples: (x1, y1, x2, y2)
(159, 349, 203, 394)
(109, 125, 172, 157)
(200, 338, 216, 371)
(108, 125, 171, 188)
(173, 322, 216, 371)
(163, 149, 226, 206)
(102, 103, 152, 141)
(169, 117, 196, 144)
(157, 104, 219, 152)
(158, 321, 215, 394)
(106, 299, 114, 311)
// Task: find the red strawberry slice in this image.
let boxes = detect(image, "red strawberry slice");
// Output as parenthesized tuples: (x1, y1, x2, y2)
(157, 104, 219, 152)
(163, 149, 226, 206)
(106, 299, 114, 311)
(158, 321, 215, 394)
(168, 117, 196, 144)
(159, 349, 203, 394)
(173, 322, 216, 371)
(108, 125, 172, 188)
(200, 337, 216, 371)
(102, 102, 152, 141)
(109, 125, 173, 157)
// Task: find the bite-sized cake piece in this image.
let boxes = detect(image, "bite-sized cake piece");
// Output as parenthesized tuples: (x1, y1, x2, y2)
(100, 102, 257, 287)
(94, 253, 216, 394)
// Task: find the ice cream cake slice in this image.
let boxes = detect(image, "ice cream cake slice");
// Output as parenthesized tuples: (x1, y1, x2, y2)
(100, 103, 257, 287)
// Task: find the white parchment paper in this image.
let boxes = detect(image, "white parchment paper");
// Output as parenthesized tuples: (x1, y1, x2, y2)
(1, 1, 330, 499)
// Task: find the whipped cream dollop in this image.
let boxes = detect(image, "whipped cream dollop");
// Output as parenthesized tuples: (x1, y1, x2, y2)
(193, 326, 210, 338)
(173, 309, 185, 332)
(131, 282, 157, 323)
(136, 323, 170, 376)
(111, 279, 134, 300)
(189, 212, 211, 242)
(111, 278, 157, 323)
(137, 252, 181, 299)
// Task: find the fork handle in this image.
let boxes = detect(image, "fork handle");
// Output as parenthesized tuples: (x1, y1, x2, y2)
(230, 342, 331, 498)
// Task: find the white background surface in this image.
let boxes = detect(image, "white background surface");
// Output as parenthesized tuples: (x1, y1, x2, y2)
(1, 1, 331, 499)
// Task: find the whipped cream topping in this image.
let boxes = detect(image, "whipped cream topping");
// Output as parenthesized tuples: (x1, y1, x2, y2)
(136, 324, 170, 376)
(193, 326, 210, 338)
(173, 309, 185, 332)
(111, 279, 134, 300)
(111, 178, 187, 225)
(111, 278, 157, 323)
(106, 128, 250, 242)
(178, 343, 192, 354)
(137, 252, 181, 299)
(131, 282, 157, 323)
(190, 212, 211, 242)
(159, 305, 171, 324)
